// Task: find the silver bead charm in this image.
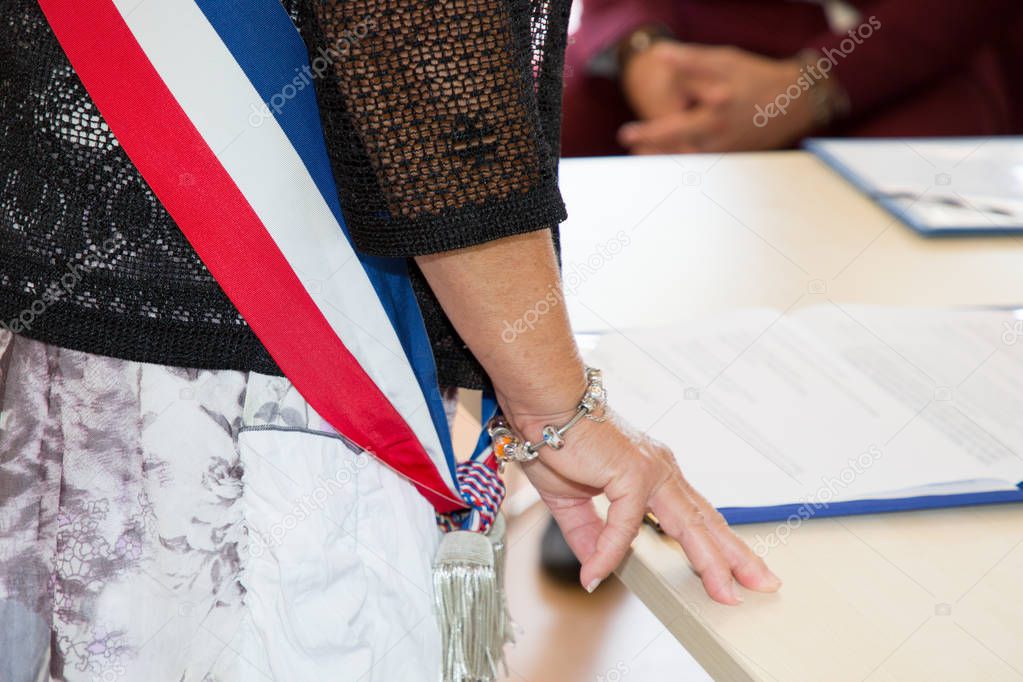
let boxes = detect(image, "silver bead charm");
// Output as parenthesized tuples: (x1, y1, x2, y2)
(541, 425, 565, 449)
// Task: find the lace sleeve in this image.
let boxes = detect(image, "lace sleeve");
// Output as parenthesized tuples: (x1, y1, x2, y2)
(302, 0, 570, 257)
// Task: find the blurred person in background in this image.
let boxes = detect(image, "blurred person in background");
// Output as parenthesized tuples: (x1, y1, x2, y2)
(561, 0, 1022, 157)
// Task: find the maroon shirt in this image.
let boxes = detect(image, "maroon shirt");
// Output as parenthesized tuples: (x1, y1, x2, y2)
(562, 0, 1019, 156)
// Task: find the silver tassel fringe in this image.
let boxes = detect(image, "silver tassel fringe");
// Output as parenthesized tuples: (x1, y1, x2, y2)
(434, 514, 511, 682)
(487, 513, 515, 653)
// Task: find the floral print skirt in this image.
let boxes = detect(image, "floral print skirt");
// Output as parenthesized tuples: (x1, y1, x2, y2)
(0, 331, 442, 682)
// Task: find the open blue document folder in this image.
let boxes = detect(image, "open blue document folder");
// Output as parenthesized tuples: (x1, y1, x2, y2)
(805, 137, 1023, 236)
(585, 306, 1023, 525)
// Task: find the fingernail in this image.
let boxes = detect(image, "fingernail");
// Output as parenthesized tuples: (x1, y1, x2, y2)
(767, 571, 783, 589)
(618, 124, 638, 143)
(585, 579, 602, 593)
(731, 582, 744, 603)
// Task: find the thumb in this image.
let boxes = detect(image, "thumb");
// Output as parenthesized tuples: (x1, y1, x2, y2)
(578, 491, 646, 592)
(543, 495, 603, 569)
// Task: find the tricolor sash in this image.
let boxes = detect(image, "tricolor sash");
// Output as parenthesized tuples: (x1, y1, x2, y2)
(38, 0, 502, 528)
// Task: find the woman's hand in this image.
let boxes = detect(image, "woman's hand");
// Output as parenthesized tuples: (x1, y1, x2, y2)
(415, 232, 780, 604)
(512, 408, 782, 604)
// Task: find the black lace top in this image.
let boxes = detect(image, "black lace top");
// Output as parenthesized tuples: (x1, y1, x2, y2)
(0, 0, 569, 389)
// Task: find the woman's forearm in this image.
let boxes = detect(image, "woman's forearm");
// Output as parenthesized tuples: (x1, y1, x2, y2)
(415, 229, 588, 432)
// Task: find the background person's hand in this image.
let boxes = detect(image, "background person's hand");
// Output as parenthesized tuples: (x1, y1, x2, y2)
(621, 39, 694, 120)
(619, 42, 819, 154)
(512, 407, 783, 604)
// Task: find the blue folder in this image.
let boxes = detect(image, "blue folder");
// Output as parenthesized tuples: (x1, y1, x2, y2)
(718, 482, 1023, 525)
(804, 137, 1023, 237)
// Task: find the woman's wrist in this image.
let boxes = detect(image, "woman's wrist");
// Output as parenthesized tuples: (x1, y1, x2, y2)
(495, 364, 589, 442)
(493, 359, 589, 435)
(493, 365, 613, 463)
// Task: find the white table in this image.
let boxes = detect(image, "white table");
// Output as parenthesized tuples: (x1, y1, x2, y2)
(560, 152, 1023, 332)
(559, 151, 1023, 682)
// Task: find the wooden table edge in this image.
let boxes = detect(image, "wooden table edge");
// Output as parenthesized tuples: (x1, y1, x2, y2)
(596, 496, 761, 682)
